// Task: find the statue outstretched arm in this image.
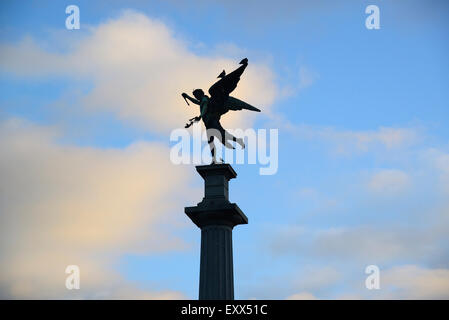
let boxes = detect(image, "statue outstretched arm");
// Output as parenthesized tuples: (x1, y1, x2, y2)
(181, 93, 200, 105)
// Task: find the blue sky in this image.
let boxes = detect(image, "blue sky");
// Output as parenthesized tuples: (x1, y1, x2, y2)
(1, 0, 449, 299)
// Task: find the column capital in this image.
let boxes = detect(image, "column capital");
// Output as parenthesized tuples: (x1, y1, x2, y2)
(185, 202, 248, 229)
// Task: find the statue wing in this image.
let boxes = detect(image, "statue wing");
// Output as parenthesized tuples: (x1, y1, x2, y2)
(225, 96, 261, 112)
(208, 63, 248, 106)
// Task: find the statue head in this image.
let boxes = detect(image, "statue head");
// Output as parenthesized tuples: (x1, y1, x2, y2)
(192, 89, 204, 101)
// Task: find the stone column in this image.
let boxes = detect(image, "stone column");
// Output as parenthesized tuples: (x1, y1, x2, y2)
(185, 164, 248, 300)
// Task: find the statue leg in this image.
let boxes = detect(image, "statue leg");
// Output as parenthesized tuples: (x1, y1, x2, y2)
(208, 135, 216, 163)
(223, 129, 245, 149)
(207, 128, 224, 164)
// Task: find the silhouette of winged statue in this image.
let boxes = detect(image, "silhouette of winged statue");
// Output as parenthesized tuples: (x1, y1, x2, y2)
(181, 58, 260, 164)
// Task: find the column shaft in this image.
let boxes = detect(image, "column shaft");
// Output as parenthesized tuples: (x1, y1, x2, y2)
(199, 225, 234, 300)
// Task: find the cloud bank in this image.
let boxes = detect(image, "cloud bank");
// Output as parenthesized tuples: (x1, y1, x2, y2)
(0, 118, 195, 298)
(0, 10, 277, 133)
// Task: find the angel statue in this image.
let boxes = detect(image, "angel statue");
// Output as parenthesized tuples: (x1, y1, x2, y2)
(181, 58, 261, 164)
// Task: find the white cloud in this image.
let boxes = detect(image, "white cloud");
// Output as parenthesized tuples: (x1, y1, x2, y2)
(380, 265, 449, 299)
(298, 66, 319, 89)
(288, 265, 449, 300)
(277, 65, 320, 98)
(272, 117, 420, 155)
(419, 148, 449, 195)
(270, 223, 444, 265)
(0, 11, 277, 133)
(341, 264, 449, 300)
(293, 266, 341, 293)
(286, 292, 317, 300)
(0, 118, 195, 298)
(435, 153, 449, 174)
(320, 126, 419, 154)
(296, 187, 319, 199)
(367, 169, 411, 195)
